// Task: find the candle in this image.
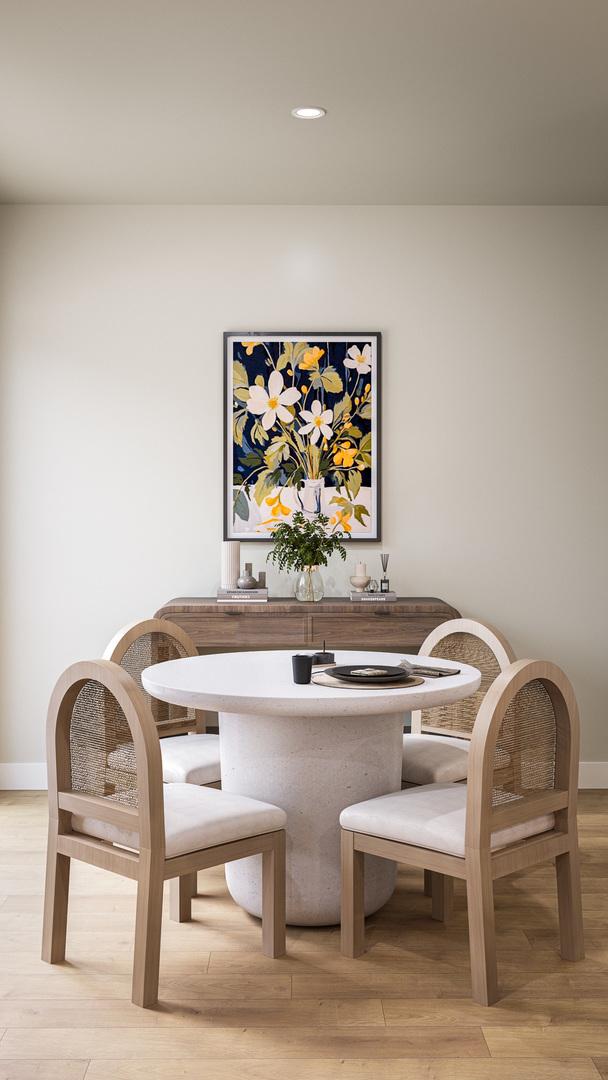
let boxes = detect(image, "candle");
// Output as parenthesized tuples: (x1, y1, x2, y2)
(355, 561, 367, 577)
(221, 541, 240, 590)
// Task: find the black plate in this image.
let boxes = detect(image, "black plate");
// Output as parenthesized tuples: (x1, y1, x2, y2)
(331, 664, 412, 684)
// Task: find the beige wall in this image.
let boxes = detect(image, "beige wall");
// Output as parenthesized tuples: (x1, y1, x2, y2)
(0, 205, 606, 771)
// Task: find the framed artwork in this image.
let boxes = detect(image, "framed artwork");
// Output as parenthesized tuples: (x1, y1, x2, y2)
(224, 332, 381, 541)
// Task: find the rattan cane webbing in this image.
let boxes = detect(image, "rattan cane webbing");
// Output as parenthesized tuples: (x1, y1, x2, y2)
(420, 632, 502, 736)
(119, 632, 195, 732)
(491, 679, 556, 806)
(69, 679, 138, 806)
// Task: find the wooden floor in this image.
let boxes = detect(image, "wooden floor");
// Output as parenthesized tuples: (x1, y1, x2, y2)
(0, 792, 607, 1079)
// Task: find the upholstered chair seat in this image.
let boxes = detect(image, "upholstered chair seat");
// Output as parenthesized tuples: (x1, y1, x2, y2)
(109, 733, 221, 786)
(104, 619, 222, 788)
(402, 734, 470, 785)
(340, 781, 554, 858)
(72, 782, 285, 859)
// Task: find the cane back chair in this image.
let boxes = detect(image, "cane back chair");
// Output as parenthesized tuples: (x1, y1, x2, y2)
(42, 659, 286, 1007)
(342, 659, 584, 1005)
(104, 618, 221, 788)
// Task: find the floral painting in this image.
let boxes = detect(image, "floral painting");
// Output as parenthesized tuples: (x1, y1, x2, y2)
(224, 333, 381, 540)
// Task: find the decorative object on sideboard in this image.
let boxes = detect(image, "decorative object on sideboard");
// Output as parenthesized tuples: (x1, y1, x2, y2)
(237, 562, 258, 590)
(367, 578, 380, 593)
(350, 560, 371, 593)
(350, 589, 396, 602)
(257, 570, 266, 588)
(224, 332, 381, 541)
(220, 540, 241, 590)
(380, 552, 390, 593)
(217, 587, 268, 603)
(267, 510, 347, 602)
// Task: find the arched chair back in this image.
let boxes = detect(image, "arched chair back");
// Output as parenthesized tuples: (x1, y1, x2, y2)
(104, 618, 204, 737)
(412, 618, 516, 739)
(45, 658, 164, 868)
(466, 658, 579, 852)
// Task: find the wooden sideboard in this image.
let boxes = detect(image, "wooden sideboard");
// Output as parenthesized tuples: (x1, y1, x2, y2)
(155, 596, 460, 654)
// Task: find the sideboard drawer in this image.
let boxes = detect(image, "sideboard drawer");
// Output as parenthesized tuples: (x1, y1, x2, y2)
(310, 610, 448, 650)
(167, 611, 307, 649)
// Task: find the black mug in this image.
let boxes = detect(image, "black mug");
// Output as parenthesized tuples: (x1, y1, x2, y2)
(292, 654, 313, 685)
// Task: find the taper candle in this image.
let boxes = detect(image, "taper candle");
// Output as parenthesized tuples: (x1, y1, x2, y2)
(221, 541, 240, 589)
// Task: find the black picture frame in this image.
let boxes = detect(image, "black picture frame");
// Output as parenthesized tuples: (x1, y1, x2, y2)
(223, 331, 381, 542)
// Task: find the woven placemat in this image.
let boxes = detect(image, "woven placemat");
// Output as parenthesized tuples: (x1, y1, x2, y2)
(312, 672, 425, 690)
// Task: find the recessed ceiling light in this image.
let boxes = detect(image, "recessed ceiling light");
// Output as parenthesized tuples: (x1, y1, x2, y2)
(291, 106, 327, 120)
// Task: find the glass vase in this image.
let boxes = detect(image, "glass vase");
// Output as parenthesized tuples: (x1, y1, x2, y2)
(294, 566, 324, 602)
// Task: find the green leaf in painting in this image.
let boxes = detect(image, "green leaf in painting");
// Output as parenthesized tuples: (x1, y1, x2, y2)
(292, 341, 309, 368)
(264, 437, 291, 468)
(333, 393, 352, 423)
(353, 503, 370, 526)
(234, 386, 250, 403)
(277, 342, 292, 371)
(253, 469, 277, 506)
(233, 412, 247, 447)
(255, 374, 265, 387)
(321, 366, 343, 394)
(233, 489, 249, 522)
(346, 425, 362, 439)
(310, 370, 323, 390)
(240, 450, 264, 468)
(359, 400, 372, 419)
(251, 420, 270, 445)
(360, 432, 372, 453)
(347, 469, 362, 500)
(233, 360, 248, 389)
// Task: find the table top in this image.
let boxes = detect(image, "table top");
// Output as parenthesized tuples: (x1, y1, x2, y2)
(141, 649, 481, 718)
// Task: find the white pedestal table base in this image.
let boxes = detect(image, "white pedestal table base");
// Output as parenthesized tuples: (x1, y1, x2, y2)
(219, 710, 404, 926)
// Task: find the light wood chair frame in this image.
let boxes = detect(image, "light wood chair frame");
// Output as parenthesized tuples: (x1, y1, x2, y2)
(42, 659, 286, 1008)
(104, 617, 214, 739)
(105, 618, 221, 907)
(408, 617, 516, 917)
(343, 659, 584, 1005)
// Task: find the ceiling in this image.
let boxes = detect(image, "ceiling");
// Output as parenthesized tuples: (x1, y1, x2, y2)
(1, 0, 607, 204)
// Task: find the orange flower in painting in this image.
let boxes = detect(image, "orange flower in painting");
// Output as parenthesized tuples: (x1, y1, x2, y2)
(333, 441, 358, 468)
(241, 340, 259, 356)
(329, 508, 353, 533)
(298, 346, 325, 370)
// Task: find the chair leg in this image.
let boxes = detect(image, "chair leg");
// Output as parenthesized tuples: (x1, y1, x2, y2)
(341, 829, 365, 958)
(466, 854, 498, 1005)
(262, 830, 286, 958)
(41, 831, 70, 964)
(169, 874, 194, 923)
(431, 872, 454, 922)
(556, 844, 585, 961)
(423, 868, 433, 897)
(132, 850, 164, 1008)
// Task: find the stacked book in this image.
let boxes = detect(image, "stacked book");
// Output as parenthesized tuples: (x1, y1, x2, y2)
(217, 588, 268, 603)
(350, 591, 397, 602)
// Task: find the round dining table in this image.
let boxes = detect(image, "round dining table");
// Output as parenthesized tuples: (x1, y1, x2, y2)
(142, 649, 481, 926)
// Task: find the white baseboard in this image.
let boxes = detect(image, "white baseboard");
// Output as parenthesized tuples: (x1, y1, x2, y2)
(1, 760, 607, 791)
(0, 762, 48, 789)
(578, 762, 608, 789)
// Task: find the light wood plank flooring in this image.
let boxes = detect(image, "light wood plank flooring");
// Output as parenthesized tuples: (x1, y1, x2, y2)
(0, 790, 606, 1079)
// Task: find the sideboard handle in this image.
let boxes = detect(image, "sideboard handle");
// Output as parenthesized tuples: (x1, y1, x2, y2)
(373, 608, 392, 617)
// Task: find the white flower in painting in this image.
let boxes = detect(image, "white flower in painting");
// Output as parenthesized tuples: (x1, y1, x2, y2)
(246, 371, 301, 430)
(344, 343, 372, 375)
(299, 399, 334, 445)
